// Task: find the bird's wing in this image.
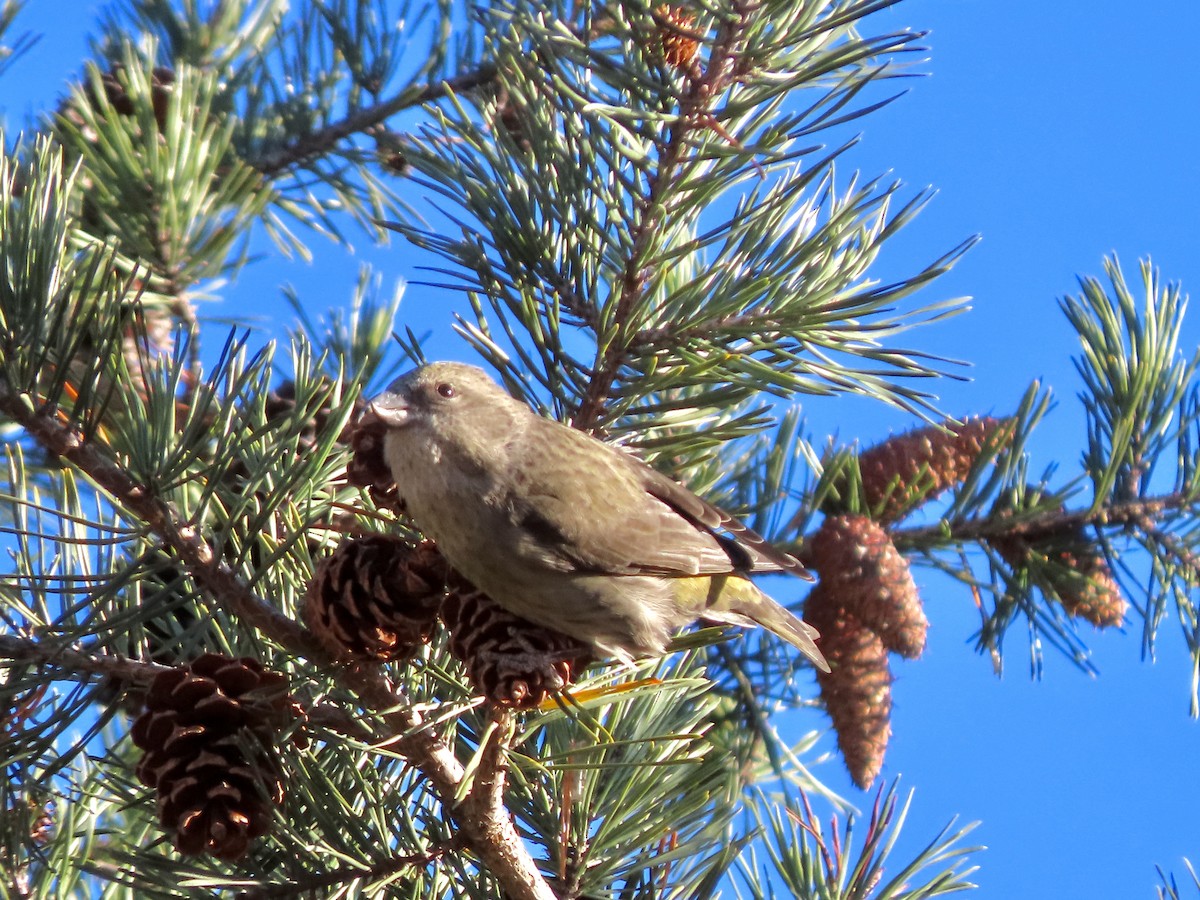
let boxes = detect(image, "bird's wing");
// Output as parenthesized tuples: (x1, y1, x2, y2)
(508, 419, 807, 578)
(637, 465, 812, 579)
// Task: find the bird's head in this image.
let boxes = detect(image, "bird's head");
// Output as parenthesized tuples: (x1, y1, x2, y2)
(362, 361, 526, 453)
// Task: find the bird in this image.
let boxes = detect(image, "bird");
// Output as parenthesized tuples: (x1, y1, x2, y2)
(359, 361, 829, 672)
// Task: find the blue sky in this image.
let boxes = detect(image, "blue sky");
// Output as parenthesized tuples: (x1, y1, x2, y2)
(4, 2, 1199, 897)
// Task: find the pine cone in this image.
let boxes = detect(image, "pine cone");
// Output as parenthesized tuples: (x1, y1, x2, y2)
(806, 586, 892, 788)
(346, 413, 404, 514)
(102, 64, 176, 131)
(304, 536, 448, 660)
(29, 802, 53, 846)
(441, 586, 593, 709)
(372, 126, 410, 175)
(58, 63, 176, 137)
(265, 379, 364, 453)
(131, 654, 298, 860)
(1052, 549, 1125, 626)
(491, 86, 532, 152)
(120, 302, 176, 395)
(3, 798, 54, 847)
(856, 417, 1012, 522)
(991, 509, 1125, 628)
(811, 515, 926, 659)
(656, 5, 700, 72)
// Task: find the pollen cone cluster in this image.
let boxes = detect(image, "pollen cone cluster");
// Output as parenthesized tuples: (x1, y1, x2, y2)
(811, 515, 925, 659)
(304, 536, 448, 661)
(441, 585, 593, 709)
(807, 514, 922, 788)
(857, 417, 1011, 522)
(131, 654, 301, 861)
(1050, 548, 1125, 626)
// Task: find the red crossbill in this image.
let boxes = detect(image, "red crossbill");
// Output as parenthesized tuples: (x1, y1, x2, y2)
(362, 362, 828, 672)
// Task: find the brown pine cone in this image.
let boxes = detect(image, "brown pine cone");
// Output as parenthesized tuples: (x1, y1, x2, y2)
(490, 86, 532, 152)
(441, 586, 593, 709)
(1052, 549, 1125, 627)
(99, 64, 176, 131)
(991, 510, 1125, 629)
(656, 5, 700, 72)
(811, 515, 926, 659)
(120, 302, 176, 395)
(131, 654, 298, 860)
(304, 536, 448, 661)
(346, 413, 404, 514)
(806, 586, 892, 789)
(857, 416, 1013, 523)
(57, 63, 176, 138)
(2, 797, 54, 848)
(265, 379, 365, 453)
(29, 802, 53, 846)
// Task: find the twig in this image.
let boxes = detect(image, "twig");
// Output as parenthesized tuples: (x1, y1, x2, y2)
(0, 634, 378, 742)
(252, 64, 497, 177)
(236, 841, 460, 898)
(1134, 514, 1200, 583)
(868, 495, 1182, 558)
(0, 634, 173, 685)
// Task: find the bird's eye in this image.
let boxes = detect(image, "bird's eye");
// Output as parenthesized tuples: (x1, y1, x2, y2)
(436, 382, 457, 398)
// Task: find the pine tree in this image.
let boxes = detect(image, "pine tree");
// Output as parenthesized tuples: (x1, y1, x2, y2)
(0, 1, 1195, 896)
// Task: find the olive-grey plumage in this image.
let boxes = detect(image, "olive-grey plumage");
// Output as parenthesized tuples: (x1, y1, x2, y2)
(364, 361, 829, 671)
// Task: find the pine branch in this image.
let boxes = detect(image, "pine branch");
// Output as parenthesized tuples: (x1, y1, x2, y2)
(1137, 519, 1200, 587)
(251, 62, 498, 176)
(741, 781, 980, 898)
(1158, 858, 1200, 900)
(236, 843, 461, 899)
(575, 0, 757, 430)
(0, 632, 382, 745)
(0, 389, 308, 646)
(0, 633, 171, 685)
(0, 387, 556, 900)
(883, 493, 1182, 556)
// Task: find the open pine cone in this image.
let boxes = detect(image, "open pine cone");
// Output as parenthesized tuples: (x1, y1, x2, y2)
(304, 536, 448, 661)
(655, 5, 700, 72)
(264, 378, 364, 454)
(346, 413, 404, 513)
(97, 64, 175, 131)
(441, 585, 593, 709)
(131, 654, 299, 861)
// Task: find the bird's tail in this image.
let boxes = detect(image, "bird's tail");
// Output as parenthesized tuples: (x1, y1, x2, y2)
(701, 576, 831, 672)
(743, 600, 830, 673)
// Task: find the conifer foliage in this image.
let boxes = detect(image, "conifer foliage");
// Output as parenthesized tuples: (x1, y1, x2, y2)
(0, 0, 1196, 896)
